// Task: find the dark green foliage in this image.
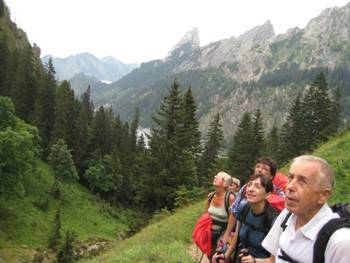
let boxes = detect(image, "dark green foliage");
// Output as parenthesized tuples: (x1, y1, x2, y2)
(279, 94, 306, 163)
(52, 81, 77, 147)
(56, 230, 77, 263)
(48, 208, 61, 252)
(0, 0, 4, 17)
(33, 195, 49, 212)
(302, 72, 334, 149)
(47, 139, 78, 181)
(10, 48, 39, 122)
(251, 109, 265, 161)
(0, 96, 40, 194)
(0, 36, 10, 96)
(265, 125, 280, 165)
(129, 108, 139, 153)
(34, 58, 56, 157)
(198, 113, 224, 186)
(146, 80, 200, 210)
(228, 112, 255, 181)
(84, 154, 123, 194)
(179, 86, 201, 154)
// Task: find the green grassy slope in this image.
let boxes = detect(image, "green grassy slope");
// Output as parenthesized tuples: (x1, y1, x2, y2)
(0, 160, 128, 261)
(83, 131, 350, 263)
(82, 202, 204, 263)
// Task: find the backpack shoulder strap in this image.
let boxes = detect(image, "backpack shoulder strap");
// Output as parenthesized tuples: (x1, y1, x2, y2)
(208, 191, 216, 204)
(280, 211, 292, 231)
(313, 217, 350, 263)
(239, 203, 251, 224)
(224, 191, 234, 215)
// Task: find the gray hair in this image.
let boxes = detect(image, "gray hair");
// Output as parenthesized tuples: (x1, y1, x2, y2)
(215, 171, 232, 188)
(292, 155, 335, 189)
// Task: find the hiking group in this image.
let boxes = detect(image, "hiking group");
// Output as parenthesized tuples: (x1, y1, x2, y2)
(193, 155, 350, 263)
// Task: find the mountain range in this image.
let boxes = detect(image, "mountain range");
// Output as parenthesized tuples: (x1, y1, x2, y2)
(50, 3, 350, 140)
(41, 53, 138, 82)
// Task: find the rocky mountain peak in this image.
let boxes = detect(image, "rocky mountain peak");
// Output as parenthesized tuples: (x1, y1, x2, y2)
(167, 27, 200, 57)
(238, 20, 275, 44)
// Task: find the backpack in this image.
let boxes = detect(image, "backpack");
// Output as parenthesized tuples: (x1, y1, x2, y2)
(279, 203, 350, 263)
(208, 191, 234, 216)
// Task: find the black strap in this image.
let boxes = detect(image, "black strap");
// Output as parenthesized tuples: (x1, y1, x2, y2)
(278, 248, 300, 263)
(280, 212, 292, 231)
(313, 217, 350, 263)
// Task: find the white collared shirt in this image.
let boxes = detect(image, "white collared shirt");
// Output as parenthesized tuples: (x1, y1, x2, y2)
(262, 204, 350, 263)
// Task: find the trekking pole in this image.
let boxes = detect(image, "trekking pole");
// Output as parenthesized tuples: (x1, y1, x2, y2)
(198, 252, 204, 263)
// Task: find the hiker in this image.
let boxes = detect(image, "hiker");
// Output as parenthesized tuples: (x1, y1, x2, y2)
(229, 177, 241, 196)
(262, 155, 350, 262)
(204, 171, 236, 259)
(212, 173, 278, 263)
(222, 158, 285, 244)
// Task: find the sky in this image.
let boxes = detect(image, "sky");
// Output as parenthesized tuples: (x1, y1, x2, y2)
(5, 0, 350, 63)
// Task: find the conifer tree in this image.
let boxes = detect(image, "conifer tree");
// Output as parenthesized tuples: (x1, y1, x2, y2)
(0, 0, 4, 17)
(52, 81, 76, 147)
(34, 58, 56, 157)
(147, 80, 194, 209)
(179, 86, 201, 155)
(251, 109, 265, 161)
(228, 112, 254, 182)
(265, 125, 280, 165)
(129, 108, 140, 153)
(0, 36, 9, 96)
(81, 86, 94, 125)
(73, 103, 90, 174)
(198, 113, 224, 186)
(48, 208, 61, 252)
(302, 72, 333, 149)
(279, 94, 305, 164)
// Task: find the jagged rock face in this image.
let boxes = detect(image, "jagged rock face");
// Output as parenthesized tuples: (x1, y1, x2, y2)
(92, 2, 350, 140)
(173, 21, 276, 81)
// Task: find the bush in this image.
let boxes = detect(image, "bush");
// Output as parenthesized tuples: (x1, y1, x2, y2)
(33, 195, 49, 212)
(174, 186, 207, 208)
(56, 230, 78, 263)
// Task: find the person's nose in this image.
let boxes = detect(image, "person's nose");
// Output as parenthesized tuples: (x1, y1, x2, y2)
(286, 178, 296, 192)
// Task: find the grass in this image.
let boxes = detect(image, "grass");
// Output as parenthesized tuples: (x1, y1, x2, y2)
(81, 201, 204, 263)
(0, 160, 128, 262)
(82, 131, 350, 263)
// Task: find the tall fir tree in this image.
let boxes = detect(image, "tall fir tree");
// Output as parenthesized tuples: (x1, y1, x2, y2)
(34, 58, 56, 157)
(228, 112, 254, 182)
(251, 109, 265, 162)
(279, 94, 306, 164)
(265, 125, 280, 165)
(129, 108, 140, 153)
(81, 86, 94, 125)
(198, 113, 224, 186)
(302, 72, 333, 149)
(0, 35, 9, 96)
(147, 80, 196, 210)
(52, 81, 76, 148)
(180, 86, 201, 155)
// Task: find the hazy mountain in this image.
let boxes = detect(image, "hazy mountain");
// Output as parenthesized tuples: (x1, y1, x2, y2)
(90, 3, 350, 140)
(41, 53, 139, 82)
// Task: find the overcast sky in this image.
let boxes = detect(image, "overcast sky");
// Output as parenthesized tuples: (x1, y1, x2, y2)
(5, 0, 350, 63)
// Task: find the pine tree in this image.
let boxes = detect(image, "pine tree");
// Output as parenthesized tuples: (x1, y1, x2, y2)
(265, 125, 280, 165)
(179, 86, 201, 155)
(198, 113, 224, 186)
(0, 36, 10, 96)
(48, 208, 61, 252)
(279, 94, 306, 164)
(0, 0, 5, 17)
(34, 58, 56, 157)
(81, 86, 94, 125)
(228, 112, 254, 182)
(147, 80, 192, 209)
(56, 231, 77, 263)
(129, 108, 139, 153)
(251, 109, 265, 162)
(302, 72, 333, 149)
(52, 81, 76, 147)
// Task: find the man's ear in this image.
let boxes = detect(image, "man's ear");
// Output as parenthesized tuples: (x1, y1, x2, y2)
(318, 188, 331, 205)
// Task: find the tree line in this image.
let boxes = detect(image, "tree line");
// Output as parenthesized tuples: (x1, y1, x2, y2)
(0, 32, 342, 213)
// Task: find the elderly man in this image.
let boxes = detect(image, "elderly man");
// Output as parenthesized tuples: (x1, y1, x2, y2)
(262, 155, 350, 263)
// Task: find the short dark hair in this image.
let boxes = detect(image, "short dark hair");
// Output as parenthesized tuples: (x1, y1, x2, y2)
(248, 173, 273, 194)
(256, 158, 277, 178)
